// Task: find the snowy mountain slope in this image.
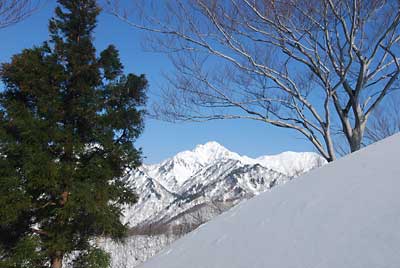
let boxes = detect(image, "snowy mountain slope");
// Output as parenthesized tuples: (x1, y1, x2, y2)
(123, 142, 325, 228)
(123, 170, 177, 227)
(137, 134, 400, 268)
(256, 151, 326, 176)
(141, 159, 291, 227)
(141, 141, 243, 192)
(141, 142, 323, 192)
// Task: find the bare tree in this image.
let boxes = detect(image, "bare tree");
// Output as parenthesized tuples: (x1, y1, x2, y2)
(107, 0, 400, 162)
(0, 0, 42, 29)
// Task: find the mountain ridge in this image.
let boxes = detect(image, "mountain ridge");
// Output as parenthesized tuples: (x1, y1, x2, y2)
(142, 141, 324, 192)
(123, 141, 325, 227)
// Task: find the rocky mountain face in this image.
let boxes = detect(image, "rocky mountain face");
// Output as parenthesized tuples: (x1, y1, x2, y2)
(101, 142, 326, 267)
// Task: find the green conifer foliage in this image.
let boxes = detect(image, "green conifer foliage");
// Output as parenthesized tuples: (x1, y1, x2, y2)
(0, 1, 147, 267)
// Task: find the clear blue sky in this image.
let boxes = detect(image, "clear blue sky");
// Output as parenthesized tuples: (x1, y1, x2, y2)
(0, 2, 314, 164)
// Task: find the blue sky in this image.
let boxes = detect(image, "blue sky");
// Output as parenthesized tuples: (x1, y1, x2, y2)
(0, 2, 315, 163)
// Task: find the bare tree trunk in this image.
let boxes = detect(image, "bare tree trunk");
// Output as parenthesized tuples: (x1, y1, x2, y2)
(349, 131, 362, 152)
(349, 121, 367, 153)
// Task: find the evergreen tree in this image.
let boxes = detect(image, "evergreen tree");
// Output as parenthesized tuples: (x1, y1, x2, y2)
(0, 1, 147, 267)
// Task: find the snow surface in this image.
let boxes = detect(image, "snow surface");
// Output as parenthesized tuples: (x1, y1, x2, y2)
(138, 134, 400, 268)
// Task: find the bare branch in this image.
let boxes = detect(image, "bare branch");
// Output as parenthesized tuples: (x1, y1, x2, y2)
(106, 0, 400, 161)
(0, 0, 43, 29)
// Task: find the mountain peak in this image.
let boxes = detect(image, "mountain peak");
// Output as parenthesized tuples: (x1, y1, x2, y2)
(145, 141, 325, 192)
(144, 141, 240, 190)
(188, 141, 240, 164)
(195, 140, 224, 149)
(193, 141, 230, 155)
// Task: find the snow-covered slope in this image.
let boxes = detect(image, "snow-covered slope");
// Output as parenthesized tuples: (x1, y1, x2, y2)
(123, 141, 325, 227)
(141, 160, 291, 227)
(256, 151, 326, 176)
(137, 134, 400, 268)
(123, 170, 177, 227)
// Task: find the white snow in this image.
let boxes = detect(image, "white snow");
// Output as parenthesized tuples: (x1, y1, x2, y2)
(142, 141, 324, 192)
(256, 151, 326, 176)
(142, 141, 243, 191)
(122, 142, 324, 227)
(137, 134, 400, 268)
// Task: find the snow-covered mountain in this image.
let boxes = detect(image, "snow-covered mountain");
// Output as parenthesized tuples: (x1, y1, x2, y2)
(137, 134, 400, 268)
(140, 141, 244, 191)
(98, 141, 325, 268)
(123, 141, 325, 228)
